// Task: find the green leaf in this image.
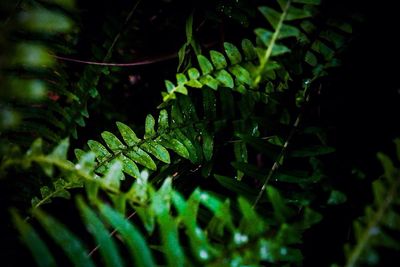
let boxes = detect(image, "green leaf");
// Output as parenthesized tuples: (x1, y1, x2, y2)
(158, 109, 169, 132)
(305, 51, 318, 66)
(202, 88, 217, 119)
(165, 80, 175, 93)
(176, 73, 188, 85)
(327, 190, 347, 205)
(258, 6, 281, 29)
(99, 204, 156, 267)
(202, 129, 214, 161)
(255, 28, 273, 46)
(126, 147, 157, 170)
(87, 140, 112, 162)
(159, 135, 190, 159)
(19, 9, 74, 33)
(271, 44, 291, 56)
(77, 198, 123, 267)
(116, 122, 140, 146)
(224, 42, 242, 65)
(186, 79, 203, 88)
(210, 50, 228, 69)
(185, 14, 193, 41)
(158, 213, 185, 267)
(266, 186, 294, 223)
(145, 114, 156, 139)
(377, 152, 396, 182)
(233, 142, 248, 180)
(286, 6, 312, 21)
(215, 70, 234, 88)
(301, 207, 323, 229)
(49, 138, 69, 159)
(77, 151, 96, 175)
(103, 160, 123, 188)
(197, 55, 214, 75)
(27, 138, 43, 157)
(290, 145, 335, 157)
(171, 104, 184, 124)
(74, 148, 85, 161)
(231, 161, 264, 181)
(12, 210, 57, 267)
(101, 131, 126, 151)
(200, 194, 234, 233)
(188, 67, 200, 80)
(199, 75, 219, 90)
(241, 39, 257, 60)
(171, 191, 211, 261)
(34, 209, 95, 267)
(214, 174, 256, 197)
(229, 65, 252, 86)
(237, 134, 280, 160)
(152, 178, 173, 216)
(279, 24, 301, 39)
(118, 154, 140, 178)
(238, 197, 265, 236)
(175, 85, 188, 95)
(312, 40, 334, 60)
(141, 140, 171, 163)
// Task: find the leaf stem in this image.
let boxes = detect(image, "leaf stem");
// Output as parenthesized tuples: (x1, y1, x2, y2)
(254, 0, 292, 86)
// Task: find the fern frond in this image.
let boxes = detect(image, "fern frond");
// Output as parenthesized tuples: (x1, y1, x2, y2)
(162, 40, 256, 102)
(16, 177, 322, 266)
(344, 140, 400, 267)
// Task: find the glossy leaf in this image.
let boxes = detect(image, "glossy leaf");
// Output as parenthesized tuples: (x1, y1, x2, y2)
(116, 121, 140, 146)
(145, 114, 156, 139)
(87, 140, 112, 162)
(215, 70, 234, 88)
(210, 50, 228, 69)
(224, 42, 242, 65)
(101, 131, 126, 151)
(141, 141, 171, 163)
(126, 147, 157, 170)
(229, 65, 252, 86)
(197, 55, 214, 75)
(158, 109, 169, 132)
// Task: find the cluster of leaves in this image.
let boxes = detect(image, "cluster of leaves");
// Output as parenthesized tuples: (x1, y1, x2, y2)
(2, 0, 397, 266)
(12, 141, 323, 266)
(342, 140, 400, 267)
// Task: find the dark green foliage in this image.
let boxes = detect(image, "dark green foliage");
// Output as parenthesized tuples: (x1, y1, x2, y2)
(2, 0, 397, 266)
(343, 140, 400, 267)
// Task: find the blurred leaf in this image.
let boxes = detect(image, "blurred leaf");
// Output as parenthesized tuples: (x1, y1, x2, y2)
(99, 204, 156, 267)
(77, 198, 123, 267)
(12, 210, 57, 267)
(34, 209, 95, 267)
(327, 190, 347, 205)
